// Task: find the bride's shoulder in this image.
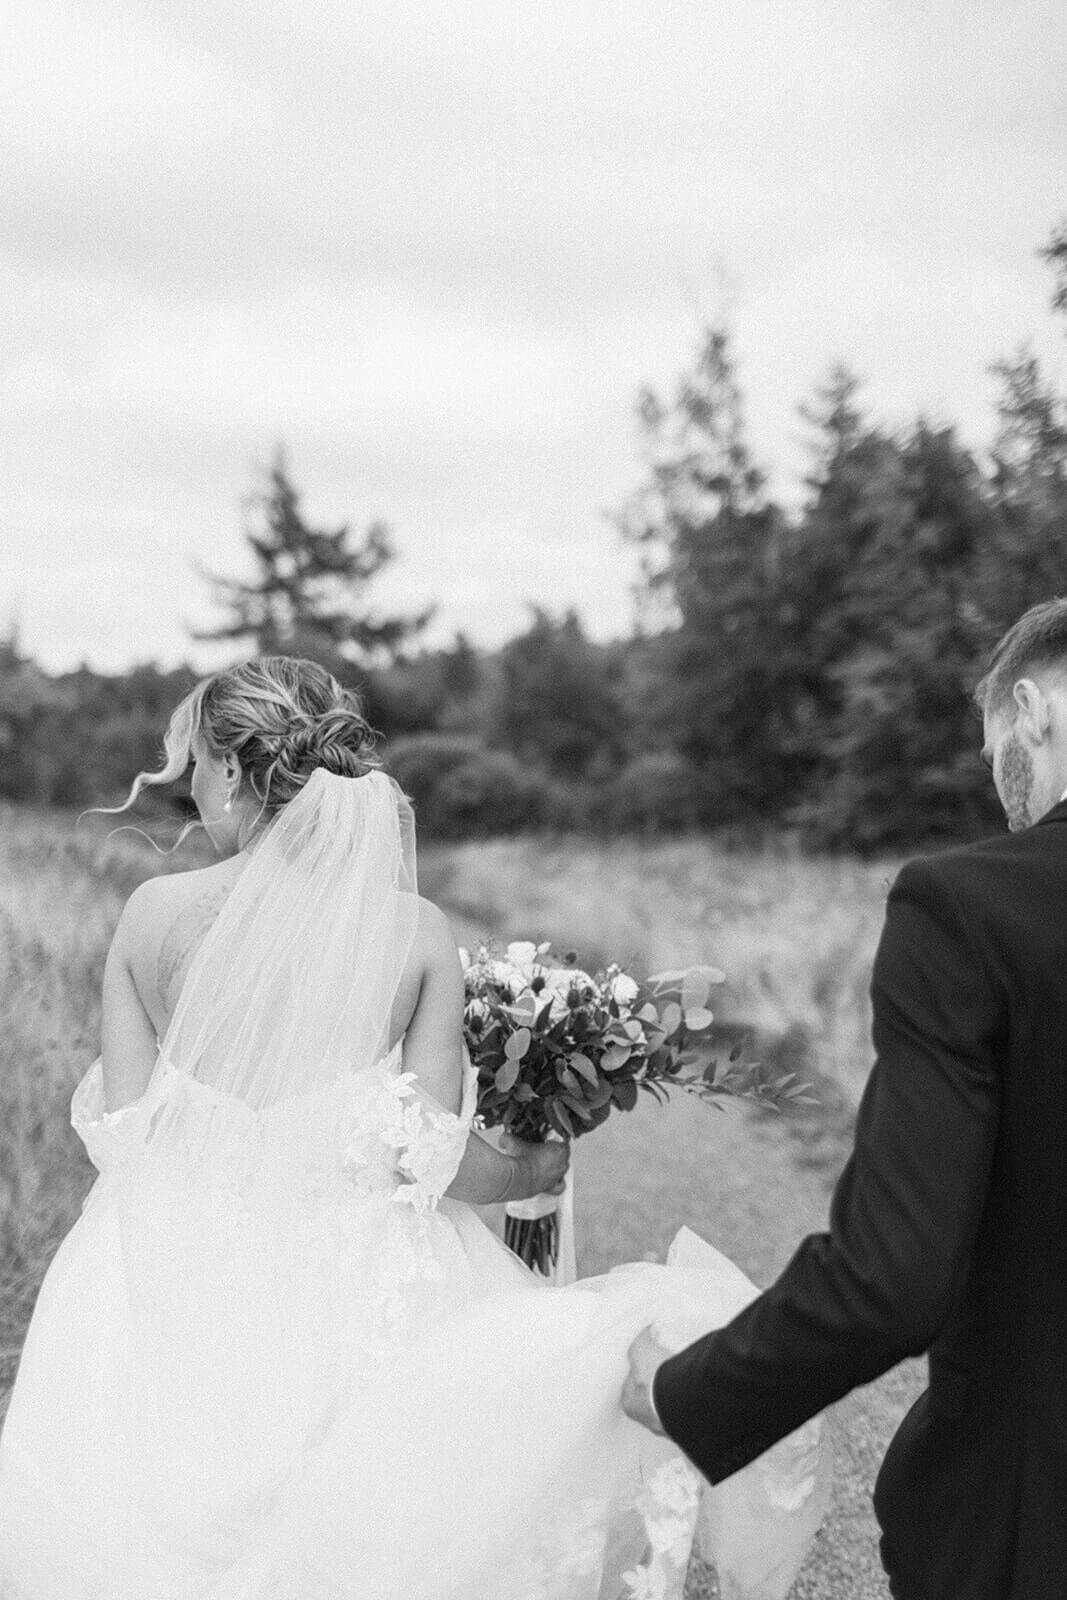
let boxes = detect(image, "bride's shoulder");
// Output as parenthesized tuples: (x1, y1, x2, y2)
(119, 861, 237, 932)
(116, 863, 242, 1025)
(112, 865, 239, 982)
(411, 896, 462, 965)
(397, 896, 464, 997)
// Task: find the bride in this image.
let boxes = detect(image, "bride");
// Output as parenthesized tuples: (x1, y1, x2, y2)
(0, 657, 829, 1600)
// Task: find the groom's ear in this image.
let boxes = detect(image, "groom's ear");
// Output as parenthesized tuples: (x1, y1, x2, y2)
(1012, 677, 1051, 743)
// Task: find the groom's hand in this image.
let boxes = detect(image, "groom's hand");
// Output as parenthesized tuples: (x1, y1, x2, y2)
(622, 1325, 671, 1436)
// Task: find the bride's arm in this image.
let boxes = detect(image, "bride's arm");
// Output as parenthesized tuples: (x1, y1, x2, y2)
(448, 1119, 568, 1205)
(100, 886, 160, 1113)
(400, 902, 568, 1205)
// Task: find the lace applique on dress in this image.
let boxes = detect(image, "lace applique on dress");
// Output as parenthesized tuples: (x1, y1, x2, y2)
(757, 1416, 823, 1512)
(339, 1060, 476, 1335)
(509, 1493, 612, 1599)
(622, 1458, 703, 1600)
(70, 1057, 151, 1178)
(345, 1063, 475, 1216)
(380, 1073, 472, 1216)
(511, 1467, 701, 1600)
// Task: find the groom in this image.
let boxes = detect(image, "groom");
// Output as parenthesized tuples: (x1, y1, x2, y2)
(623, 597, 1067, 1600)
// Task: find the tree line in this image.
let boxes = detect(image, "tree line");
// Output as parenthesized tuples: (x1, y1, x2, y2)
(3, 227, 1065, 852)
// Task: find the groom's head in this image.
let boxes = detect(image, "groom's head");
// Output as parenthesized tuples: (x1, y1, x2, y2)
(976, 598, 1067, 831)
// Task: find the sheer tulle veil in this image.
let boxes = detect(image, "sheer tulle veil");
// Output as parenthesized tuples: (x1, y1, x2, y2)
(114, 767, 422, 1486)
(155, 766, 418, 1108)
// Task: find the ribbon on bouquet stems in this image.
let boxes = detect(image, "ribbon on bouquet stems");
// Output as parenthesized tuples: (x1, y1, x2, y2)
(504, 1164, 576, 1285)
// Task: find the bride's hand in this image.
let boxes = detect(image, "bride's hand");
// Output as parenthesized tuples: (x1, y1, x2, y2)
(500, 1133, 571, 1198)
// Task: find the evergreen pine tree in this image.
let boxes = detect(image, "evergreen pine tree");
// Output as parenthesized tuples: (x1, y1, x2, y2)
(194, 452, 432, 670)
(617, 325, 794, 819)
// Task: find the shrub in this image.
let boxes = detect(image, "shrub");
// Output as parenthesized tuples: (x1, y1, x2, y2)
(601, 752, 705, 833)
(383, 735, 565, 837)
(382, 733, 481, 797)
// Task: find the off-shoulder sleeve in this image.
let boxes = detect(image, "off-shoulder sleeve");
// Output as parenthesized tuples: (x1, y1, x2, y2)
(70, 1057, 152, 1174)
(379, 1053, 478, 1216)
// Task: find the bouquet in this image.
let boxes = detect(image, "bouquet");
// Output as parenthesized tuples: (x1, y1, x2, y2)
(462, 940, 808, 1278)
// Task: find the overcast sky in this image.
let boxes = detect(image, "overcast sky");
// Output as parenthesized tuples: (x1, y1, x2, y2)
(4, 0, 1065, 673)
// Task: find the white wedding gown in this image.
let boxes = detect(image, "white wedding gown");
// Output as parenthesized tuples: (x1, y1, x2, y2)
(0, 772, 830, 1600)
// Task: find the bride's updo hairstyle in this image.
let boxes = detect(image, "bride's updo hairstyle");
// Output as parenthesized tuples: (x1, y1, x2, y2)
(110, 656, 380, 838)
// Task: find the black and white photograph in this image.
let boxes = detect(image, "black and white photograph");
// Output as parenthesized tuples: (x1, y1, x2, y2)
(1, 3, 1066, 1596)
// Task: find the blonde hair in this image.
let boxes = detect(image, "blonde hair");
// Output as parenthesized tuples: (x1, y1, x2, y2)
(101, 657, 380, 843)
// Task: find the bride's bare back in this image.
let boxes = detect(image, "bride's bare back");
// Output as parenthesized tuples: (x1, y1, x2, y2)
(125, 859, 247, 1040)
(122, 859, 449, 1089)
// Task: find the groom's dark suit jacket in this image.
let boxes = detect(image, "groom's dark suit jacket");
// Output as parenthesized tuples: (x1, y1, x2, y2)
(652, 799, 1067, 1600)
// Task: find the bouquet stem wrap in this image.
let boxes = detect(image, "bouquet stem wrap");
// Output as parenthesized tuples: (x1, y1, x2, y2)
(504, 1165, 576, 1285)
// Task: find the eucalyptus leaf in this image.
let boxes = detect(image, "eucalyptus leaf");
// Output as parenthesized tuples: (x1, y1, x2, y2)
(562, 1095, 594, 1122)
(660, 1001, 683, 1036)
(647, 968, 687, 987)
(495, 1058, 521, 1094)
(570, 1052, 598, 1087)
(612, 1078, 638, 1112)
(504, 1027, 532, 1061)
(681, 972, 710, 1013)
(684, 1006, 715, 1031)
(554, 1102, 576, 1137)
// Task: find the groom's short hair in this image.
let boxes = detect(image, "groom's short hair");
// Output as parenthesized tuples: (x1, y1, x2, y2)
(975, 597, 1067, 715)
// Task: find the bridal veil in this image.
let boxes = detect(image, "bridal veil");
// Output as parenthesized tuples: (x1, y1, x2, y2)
(113, 768, 423, 1493)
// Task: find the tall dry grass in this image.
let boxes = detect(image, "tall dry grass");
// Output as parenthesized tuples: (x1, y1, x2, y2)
(0, 805, 210, 1404)
(1, 806, 897, 1422)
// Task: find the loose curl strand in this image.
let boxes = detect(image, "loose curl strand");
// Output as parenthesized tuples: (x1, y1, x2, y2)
(89, 658, 381, 851)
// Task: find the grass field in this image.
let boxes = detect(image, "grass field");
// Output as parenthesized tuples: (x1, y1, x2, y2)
(0, 803, 903, 1595)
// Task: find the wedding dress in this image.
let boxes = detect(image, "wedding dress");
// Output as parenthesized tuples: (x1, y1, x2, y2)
(0, 769, 830, 1600)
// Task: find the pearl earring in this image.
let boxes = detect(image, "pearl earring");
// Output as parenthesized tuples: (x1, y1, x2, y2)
(223, 798, 233, 814)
